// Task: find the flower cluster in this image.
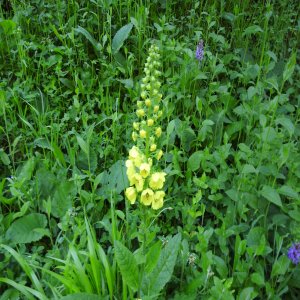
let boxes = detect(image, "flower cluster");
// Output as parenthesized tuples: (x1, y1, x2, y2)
(125, 44, 166, 210)
(195, 40, 204, 61)
(287, 242, 300, 265)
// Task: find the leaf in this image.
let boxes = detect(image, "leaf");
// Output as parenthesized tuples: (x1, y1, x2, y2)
(282, 52, 296, 83)
(76, 135, 89, 155)
(114, 240, 139, 292)
(278, 185, 299, 199)
(260, 185, 282, 207)
(145, 241, 162, 274)
(187, 151, 203, 172)
(271, 255, 290, 278)
(52, 180, 76, 218)
(0, 148, 10, 165)
(112, 23, 133, 54)
(250, 272, 264, 286)
(97, 160, 128, 196)
(18, 157, 35, 183)
(0, 19, 17, 35)
(75, 26, 101, 57)
(6, 213, 47, 244)
(243, 25, 263, 36)
(275, 116, 295, 136)
(142, 233, 181, 296)
(241, 164, 257, 174)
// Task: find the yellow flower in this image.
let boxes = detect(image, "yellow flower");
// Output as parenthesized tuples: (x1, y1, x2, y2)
(129, 146, 143, 167)
(149, 172, 166, 190)
(133, 122, 139, 130)
(145, 99, 151, 107)
(154, 105, 159, 112)
(125, 187, 137, 204)
(139, 129, 147, 138)
(152, 191, 165, 210)
(132, 173, 144, 192)
(137, 101, 143, 108)
(140, 163, 151, 178)
(141, 91, 147, 99)
(141, 188, 154, 206)
(150, 144, 157, 152)
(148, 158, 153, 166)
(156, 150, 163, 160)
(147, 119, 154, 126)
(155, 127, 162, 137)
(136, 109, 145, 117)
(132, 132, 138, 141)
(126, 160, 136, 185)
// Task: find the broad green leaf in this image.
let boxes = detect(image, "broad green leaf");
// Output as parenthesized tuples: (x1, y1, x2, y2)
(271, 255, 290, 277)
(112, 23, 133, 54)
(241, 164, 257, 174)
(276, 116, 295, 136)
(76, 135, 89, 155)
(187, 151, 202, 172)
(145, 241, 162, 274)
(75, 26, 101, 56)
(114, 240, 139, 292)
(237, 287, 257, 300)
(282, 52, 296, 83)
(6, 213, 47, 244)
(18, 157, 35, 183)
(52, 180, 76, 217)
(0, 148, 10, 165)
(143, 233, 181, 296)
(243, 25, 263, 36)
(250, 272, 264, 286)
(260, 185, 282, 207)
(278, 185, 299, 199)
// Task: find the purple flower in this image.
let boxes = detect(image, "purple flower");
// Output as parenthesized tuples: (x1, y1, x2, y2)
(287, 243, 300, 265)
(195, 40, 204, 61)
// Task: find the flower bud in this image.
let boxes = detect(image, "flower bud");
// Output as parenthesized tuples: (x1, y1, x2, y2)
(155, 127, 162, 137)
(147, 119, 154, 126)
(150, 144, 157, 152)
(154, 105, 159, 112)
(145, 99, 151, 107)
(136, 109, 145, 117)
(139, 129, 147, 138)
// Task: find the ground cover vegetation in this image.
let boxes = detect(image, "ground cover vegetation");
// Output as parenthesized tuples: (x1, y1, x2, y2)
(0, 0, 299, 299)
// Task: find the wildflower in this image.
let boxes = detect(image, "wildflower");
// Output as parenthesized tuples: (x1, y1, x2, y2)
(155, 127, 162, 137)
(149, 172, 166, 190)
(136, 109, 145, 117)
(188, 253, 197, 266)
(139, 129, 147, 138)
(156, 150, 163, 160)
(287, 243, 300, 265)
(195, 40, 204, 61)
(153, 105, 159, 113)
(152, 191, 165, 210)
(150, 144, 157, 152)
(132, 173, 144, 192)
(140, 163, 151, 178)
(133, 122, 139, 130)
(145, 99, 151, 107)
(147, 119, 154, 126)
(132, 132, 138, 141)
(125, 187, 137, 204)
(141, 188, 154, 206)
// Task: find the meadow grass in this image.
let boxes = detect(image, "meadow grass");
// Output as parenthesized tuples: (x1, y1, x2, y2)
(0, 0, 299, 299)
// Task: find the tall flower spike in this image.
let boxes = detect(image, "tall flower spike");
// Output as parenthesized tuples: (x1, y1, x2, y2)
(196, 40, 204, 61)
(125, 44, 166, 210)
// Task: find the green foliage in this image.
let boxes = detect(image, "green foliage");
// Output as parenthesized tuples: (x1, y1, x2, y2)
(0, 0, 299, 299)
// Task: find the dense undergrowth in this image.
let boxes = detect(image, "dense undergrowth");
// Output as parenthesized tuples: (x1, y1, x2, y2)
(0, 0, 299, 299)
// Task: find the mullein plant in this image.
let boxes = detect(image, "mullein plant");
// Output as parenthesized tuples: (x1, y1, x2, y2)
(125, 44, 166, 211)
